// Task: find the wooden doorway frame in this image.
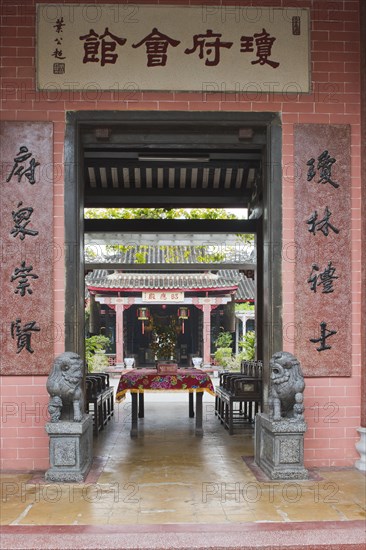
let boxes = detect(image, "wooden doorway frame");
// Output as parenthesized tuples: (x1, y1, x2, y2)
(64, 111, 282, 405)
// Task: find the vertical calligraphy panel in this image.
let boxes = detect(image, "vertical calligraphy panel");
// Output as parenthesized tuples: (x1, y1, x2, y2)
(294, 124, 351, 376)
(0, 121, 54, 375)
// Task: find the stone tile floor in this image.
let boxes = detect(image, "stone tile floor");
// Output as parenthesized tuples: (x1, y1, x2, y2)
(1, 385, 365, 548)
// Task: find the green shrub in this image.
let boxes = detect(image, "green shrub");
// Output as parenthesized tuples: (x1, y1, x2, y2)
(85, 334, 111, 371)
(214, 347, 233, 368)
(239, 331, 255, 360)
(214, 331, 233, 349)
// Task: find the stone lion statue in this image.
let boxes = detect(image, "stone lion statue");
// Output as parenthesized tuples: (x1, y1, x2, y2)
(268, 351, 305, 421)
(46, 352, 84, 422)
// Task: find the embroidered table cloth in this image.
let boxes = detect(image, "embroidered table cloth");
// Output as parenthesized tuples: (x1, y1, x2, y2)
(116, 368, 215, 402)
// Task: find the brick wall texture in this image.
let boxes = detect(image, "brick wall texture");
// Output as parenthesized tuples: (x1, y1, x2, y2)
(0, 0, 362, 469)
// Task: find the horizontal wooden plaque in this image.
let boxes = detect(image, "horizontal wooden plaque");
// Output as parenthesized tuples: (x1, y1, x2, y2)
(37, 4, 310, 93)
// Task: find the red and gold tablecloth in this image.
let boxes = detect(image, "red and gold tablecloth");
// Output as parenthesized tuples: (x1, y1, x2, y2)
(116, 368, 215, 402)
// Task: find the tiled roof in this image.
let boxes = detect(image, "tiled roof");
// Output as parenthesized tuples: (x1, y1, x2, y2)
(86, 270, 240, 291)
(220, 270, 255, 301)
(86, 270, 255, 300)
(85, 244, 256, 265)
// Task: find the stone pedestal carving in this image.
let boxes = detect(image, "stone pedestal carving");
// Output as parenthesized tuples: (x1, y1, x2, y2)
(255, 413, 308, 480)
(45, 415, 93, 482)
(45, 352, 93, 482)
(255, 351, 308, 480)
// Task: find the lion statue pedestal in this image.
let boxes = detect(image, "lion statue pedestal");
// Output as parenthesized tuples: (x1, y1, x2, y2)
(45, 352, 93, 483)
(255, 351, 309, 480)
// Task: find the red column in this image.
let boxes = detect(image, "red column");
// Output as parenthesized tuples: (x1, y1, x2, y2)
(115, 304, 124, 364)
(202, 303, 211, 365)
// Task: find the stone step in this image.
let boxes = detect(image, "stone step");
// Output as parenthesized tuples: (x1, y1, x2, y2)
(1, 521, 365, 549)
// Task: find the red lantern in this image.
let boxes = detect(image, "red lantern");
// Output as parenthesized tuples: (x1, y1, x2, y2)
(137, 307, 150, 334)
(178, 307, 189, 319)
(178, 307, 189, 334)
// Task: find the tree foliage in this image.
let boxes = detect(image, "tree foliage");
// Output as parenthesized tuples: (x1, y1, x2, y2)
(235, 302, 255, 312)
(84, 208, 255, 263)
(84, 207, 240, 220)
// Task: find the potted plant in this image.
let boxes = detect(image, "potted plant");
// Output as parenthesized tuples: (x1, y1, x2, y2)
(213, 330, 234, 369)
(150, 318, 178, 361)
(214, 347, 233, 369)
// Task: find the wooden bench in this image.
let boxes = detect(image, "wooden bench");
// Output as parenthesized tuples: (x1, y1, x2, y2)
(86, 373, 114, 435)
(215, 361, 263, 435)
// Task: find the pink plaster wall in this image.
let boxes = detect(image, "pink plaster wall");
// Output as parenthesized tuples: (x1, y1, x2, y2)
(0, 0, 362, 469)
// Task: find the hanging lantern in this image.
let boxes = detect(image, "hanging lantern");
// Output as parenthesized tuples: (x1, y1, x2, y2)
(178, 307, 189, 319)
(137, 307, 150, 334)
(137, 307, 150, 320)
(178, 306, 189, 334)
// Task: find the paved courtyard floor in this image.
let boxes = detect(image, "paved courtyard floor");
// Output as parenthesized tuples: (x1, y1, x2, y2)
(1, 384, 365, 548)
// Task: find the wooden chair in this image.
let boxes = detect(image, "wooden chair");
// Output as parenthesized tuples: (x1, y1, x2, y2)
(93, 373, 114, 424)
(216, 361, 263, 435)
(223, 376, 262, 434)
(215, 372, 243, 423)
(86, 373, 114, 433)
(86, 376, 103, 435)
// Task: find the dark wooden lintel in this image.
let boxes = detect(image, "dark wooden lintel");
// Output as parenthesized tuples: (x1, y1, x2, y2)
(84, 218, 257, 234)
(85, 262, 256, 272)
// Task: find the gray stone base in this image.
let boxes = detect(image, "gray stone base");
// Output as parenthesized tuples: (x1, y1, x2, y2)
(45, 415, 93, 483)
(255, 413, 308, 480)
(355, 427, 366, 471)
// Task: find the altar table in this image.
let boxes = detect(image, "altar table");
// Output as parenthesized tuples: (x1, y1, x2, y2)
(116, 368, 215, 437)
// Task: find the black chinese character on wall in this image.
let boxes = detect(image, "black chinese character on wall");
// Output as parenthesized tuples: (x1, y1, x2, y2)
(307, 261, 338, 294)
(10, 261, 39, 297)
(132, 27, 180, 67)
(6, 146, 40, 185)
(52, 48, 66, 60)
(185, 29, 233, 66)
(53, 17, 65, 34)
(10, 202, 39, 240)
(52, 16, 66, 65)
(79, 28, 126, 66)
(11, 318, 40, 354)
(306, 206, 340, 236)
(310, 321, 337, 352)
(240, 28, 279, 68)
(306, 150, 339, 188)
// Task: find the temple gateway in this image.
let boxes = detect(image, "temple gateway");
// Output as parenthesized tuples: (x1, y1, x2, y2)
(86, 267, 255, 367)
(1, 1, 365, 548)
